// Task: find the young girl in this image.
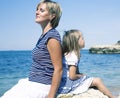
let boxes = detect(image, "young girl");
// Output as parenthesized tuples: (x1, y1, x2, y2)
(58, 29, 115, 98)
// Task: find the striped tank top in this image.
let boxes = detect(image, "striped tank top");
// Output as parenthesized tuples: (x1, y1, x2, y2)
(29, 29, 61, 84)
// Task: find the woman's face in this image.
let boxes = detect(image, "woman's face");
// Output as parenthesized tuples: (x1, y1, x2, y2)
(35, 3, 51, 24)
(78, 32, 85, 48)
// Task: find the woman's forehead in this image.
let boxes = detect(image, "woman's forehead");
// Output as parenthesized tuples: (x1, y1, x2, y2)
(37, 3, 47, 9)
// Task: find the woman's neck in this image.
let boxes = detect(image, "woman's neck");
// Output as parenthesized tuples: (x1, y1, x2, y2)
(41, 23, 53, 35)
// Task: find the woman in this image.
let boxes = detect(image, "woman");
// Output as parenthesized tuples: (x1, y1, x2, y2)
(1, 0, 63, 98)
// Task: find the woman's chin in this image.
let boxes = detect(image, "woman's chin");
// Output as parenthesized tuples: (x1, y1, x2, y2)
(35, 19, 40, 23)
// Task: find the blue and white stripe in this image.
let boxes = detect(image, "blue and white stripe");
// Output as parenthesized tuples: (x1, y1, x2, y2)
(29, 29, 61, 85)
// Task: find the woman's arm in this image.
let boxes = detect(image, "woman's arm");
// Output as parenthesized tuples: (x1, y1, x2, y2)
(47, 38, 63, 98)
(69, 65, 84, 80)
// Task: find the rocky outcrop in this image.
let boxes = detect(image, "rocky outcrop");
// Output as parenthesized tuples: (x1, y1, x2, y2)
(116, 40, 120, 45)
(57, 89, 109, 98)
(89, 41, 120, 54)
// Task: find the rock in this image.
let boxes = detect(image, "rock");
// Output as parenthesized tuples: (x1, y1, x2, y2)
(118, 95, 120, 98)
(116, 40, 120, 45)
(89, 41, 120, 54)
(57, 89, 109, 98)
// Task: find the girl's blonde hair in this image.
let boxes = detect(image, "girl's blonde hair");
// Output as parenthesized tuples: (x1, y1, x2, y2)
(62, 29, 81, 59)
(37, 0, 62, 28)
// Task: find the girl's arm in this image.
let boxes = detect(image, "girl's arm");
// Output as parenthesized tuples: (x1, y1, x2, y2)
(69, 65, 84, 80)
(47, 38, 63, 98)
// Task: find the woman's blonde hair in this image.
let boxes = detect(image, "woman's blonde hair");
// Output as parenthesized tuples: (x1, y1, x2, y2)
(62, 29, 81, 59)
(37, 0, 62, 28)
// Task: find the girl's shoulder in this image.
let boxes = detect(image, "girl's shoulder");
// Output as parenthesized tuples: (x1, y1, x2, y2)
(64, 51, 78, 66)
(65, 51, 77, 58)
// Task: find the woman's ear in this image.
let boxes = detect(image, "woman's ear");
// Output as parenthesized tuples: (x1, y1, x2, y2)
(50, 14, 56, 20)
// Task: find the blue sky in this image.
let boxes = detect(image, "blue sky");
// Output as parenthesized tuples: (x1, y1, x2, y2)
(0, 0, 120, 50)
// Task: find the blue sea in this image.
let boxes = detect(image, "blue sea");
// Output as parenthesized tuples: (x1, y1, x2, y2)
(0, 50, 120, 97)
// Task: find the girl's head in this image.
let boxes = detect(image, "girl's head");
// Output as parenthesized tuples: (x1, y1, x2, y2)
(62, 29, 85, 58)
(36, 0, 62, 28)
